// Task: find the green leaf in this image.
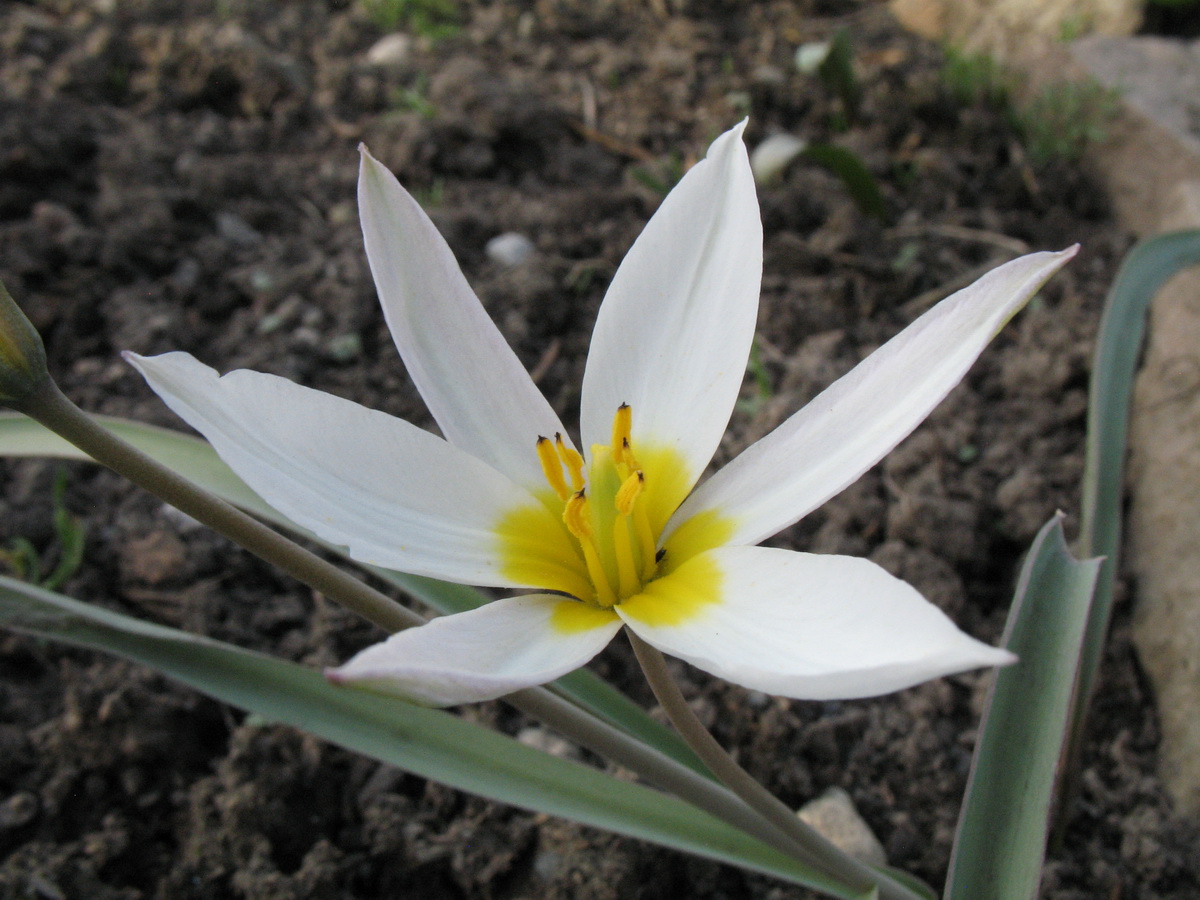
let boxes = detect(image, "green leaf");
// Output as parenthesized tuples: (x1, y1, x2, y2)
(816, 28, 861, 125)
(945, 516, 1100, 900)
(1072, 229, 1200, 763)
(0, 411, 708, 776)
(800, 144, 887, 221)
(0, 575, 866, 899)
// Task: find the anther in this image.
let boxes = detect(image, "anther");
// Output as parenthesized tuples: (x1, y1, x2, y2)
(620, 436, 642, 472)
(536, 435, 571, 501)
(615, 470, 644, 516)
(555, 433, 586, 491)
(562, 489, 592, 540)
(611, 403, 632, 466)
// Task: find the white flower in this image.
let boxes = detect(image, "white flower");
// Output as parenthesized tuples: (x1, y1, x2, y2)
(128, 123, 1075, 707)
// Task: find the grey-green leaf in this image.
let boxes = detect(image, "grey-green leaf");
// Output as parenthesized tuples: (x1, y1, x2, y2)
(945, 516, 1100, 900)
(1072, 229, 1200, 764)
(0, 575, 865, 898)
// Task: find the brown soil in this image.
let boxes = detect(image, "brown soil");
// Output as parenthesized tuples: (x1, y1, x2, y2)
(1, 1, 1196, 898)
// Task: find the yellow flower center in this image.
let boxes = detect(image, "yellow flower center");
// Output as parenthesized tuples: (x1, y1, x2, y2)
(536, 404, 660, 607)
(496, 405, 735, 621)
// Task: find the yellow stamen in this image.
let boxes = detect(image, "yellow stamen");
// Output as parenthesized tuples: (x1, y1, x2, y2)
(615, 470, 644, 516)
(536, 436, 571, 501)
(620, 437, 642, 473)
(556, 434, 586, 492)
(563, 489, 592, 540)
(611, 403, 632, 466)
(563, 490, 617, 606)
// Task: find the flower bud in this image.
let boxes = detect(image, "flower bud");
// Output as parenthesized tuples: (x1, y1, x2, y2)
(0, 279, 50, 409)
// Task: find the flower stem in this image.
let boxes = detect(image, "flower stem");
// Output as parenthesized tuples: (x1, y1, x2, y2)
(628, 630, 927, 900)
(10, 377, 871, 891)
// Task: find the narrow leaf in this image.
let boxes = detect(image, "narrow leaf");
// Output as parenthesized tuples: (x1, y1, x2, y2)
(0, 412, 708, 774)
(1072, 229, 1200, 759)
(800, 144, 886, 220)
(945, 516, 1100, 900)
(0, 575, 864, 898)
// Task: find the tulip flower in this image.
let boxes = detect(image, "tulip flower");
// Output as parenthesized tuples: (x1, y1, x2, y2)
(128, 123, 1074, 707)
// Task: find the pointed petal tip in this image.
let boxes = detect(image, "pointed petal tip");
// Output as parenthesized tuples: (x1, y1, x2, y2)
(990, 646, 1019, 667)
(708, 119, 752, 163)
(1050, 243, 1080, 266)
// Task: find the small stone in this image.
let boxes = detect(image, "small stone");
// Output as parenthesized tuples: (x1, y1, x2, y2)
(797, 786, 887, 867)
(215, 212, 262, 247)
(745, 690, 770, 709)
(170, 258, 201, 292)
(517, 726, 576, 759)
(366, 33, 414, 68)
(0, 792, 37, 830)
(486, 232, 535, 267)
(750, 133, 808, 185)
(326, 332, 363, 362)
(119, 530, 188, 587)
(795, 41, 832, 74)
(751, 64, 787, 86)
(257, 295, 304, 335)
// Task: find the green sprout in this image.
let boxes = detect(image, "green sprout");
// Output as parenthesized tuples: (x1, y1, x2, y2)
(1015, 79, 1121, 164)
(360, 0, 460, 39)
(391, 73, 437, 119)
(941, 47, 1012, 108)
(630, 151, 685, 196)
(736, 338, 774, 417)
(0, 467, 85, 592)
(816, 28, 861, 128)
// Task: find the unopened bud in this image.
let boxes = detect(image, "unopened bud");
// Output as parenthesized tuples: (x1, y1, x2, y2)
(0, 279, 50, 409)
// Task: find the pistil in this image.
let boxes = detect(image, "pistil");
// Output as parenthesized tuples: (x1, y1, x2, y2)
(563, 489, 618, 607)
(535, 404, 662, 606)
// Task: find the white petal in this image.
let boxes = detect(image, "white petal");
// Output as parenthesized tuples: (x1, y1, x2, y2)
(127, 351, 556, 588)
(671, 248, 1077, 547)
(328, 594, 623, 706)
(617, 546, 1014, 700)
(359, 147, 570, 489)
(580, 122, 762, 501)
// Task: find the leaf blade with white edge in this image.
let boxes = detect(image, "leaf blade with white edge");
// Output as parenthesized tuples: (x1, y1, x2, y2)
(945, 516, 1100, 900)
(1071, 229, 1200, 767)
(0, 575, 866, 899)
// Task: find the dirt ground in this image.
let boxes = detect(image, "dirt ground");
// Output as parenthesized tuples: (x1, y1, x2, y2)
(1, 0, 1197, 898)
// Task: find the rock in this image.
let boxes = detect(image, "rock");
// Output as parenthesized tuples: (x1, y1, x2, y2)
(485, 232, 535, 267)
(0, 792, 38, 830)
(215, 211, 261, 246)
(750, 133, 807, 185)
(894, 0, 1200, 819)
(325, 332, 362, 362)
(1067, 34, 1200, 818)
(365, 33, 413, 68)
(1128, 181, 1200, 816)
(890, 0, 1140, 58)
(797, 786, 887, 867)
(118, 529, 188, 587)
(794, 41, 831, 74)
